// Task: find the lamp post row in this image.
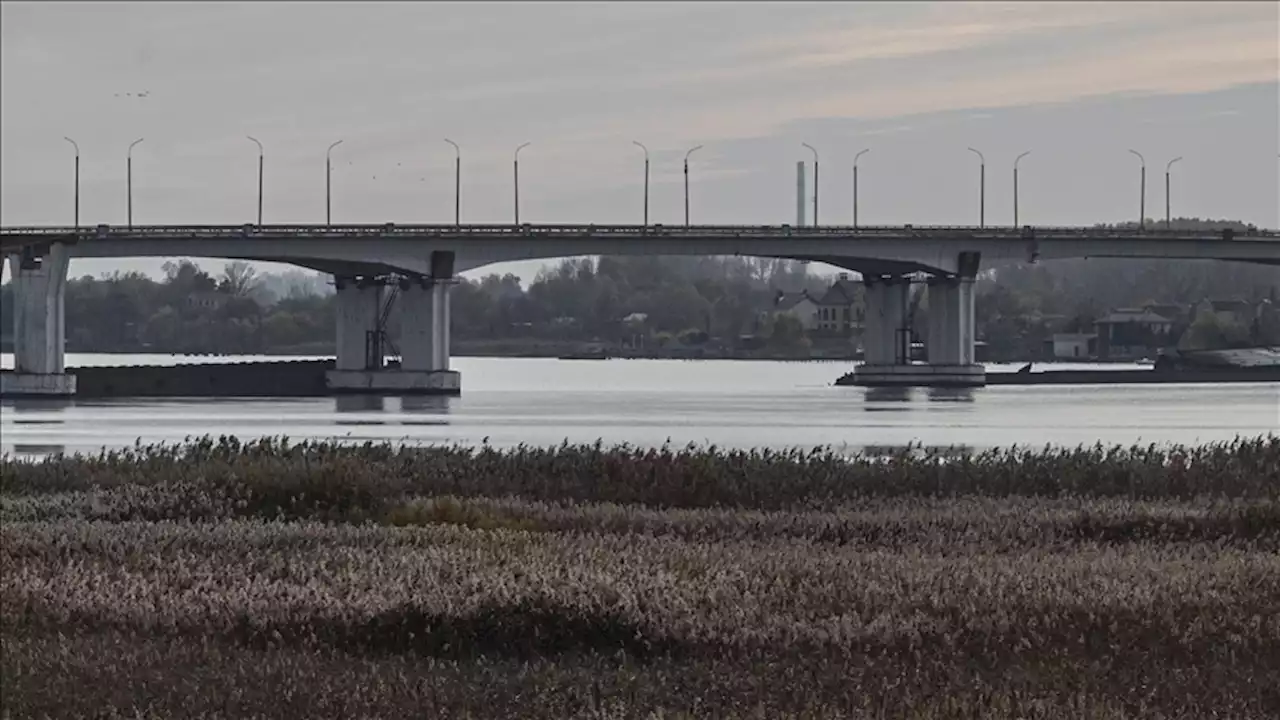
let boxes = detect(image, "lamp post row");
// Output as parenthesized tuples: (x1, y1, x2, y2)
(59, 141, 1203, 229)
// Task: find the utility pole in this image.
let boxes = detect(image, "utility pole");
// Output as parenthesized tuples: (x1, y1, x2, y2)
(444, 139, 461, 226)
(852, 148, 868, 228)
(1013, 150, 1031, 227)
(127, 137, 144, 229)
(63, 137, 80, 229)
(1165, 156, 1182, 229)
(1128, 149, 1146, 230)
(632, 141, 649, 226)
(683, 144, 703, 227)
(514, 142, 530, 224)
(326, 140, 344, 226)
(247, 136, 264, 226)
(967, 147, 985, 228)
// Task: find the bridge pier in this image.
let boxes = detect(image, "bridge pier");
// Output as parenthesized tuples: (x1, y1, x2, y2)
(324, 252, 460, 395)
(1, 245, 77, 398)
(851, 271, 985, 388)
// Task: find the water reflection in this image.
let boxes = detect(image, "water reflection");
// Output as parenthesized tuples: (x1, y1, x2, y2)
(400, 395, 452, 414)
(927, 387, 976, 403)
(334, 394, 387, 423)
(2, 398, 75, 415)
(399, 395, 451, 426)
(863, 387, 914, 407)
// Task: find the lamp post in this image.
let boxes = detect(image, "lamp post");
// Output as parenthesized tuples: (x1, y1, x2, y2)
(127, 137, 144, 229)
(63, 137, 80, 229)
(444, 139, 461, 226)
(1165, 156, 1182, 229)
(966, 147, 985, 228)
(513, 142, 531, 224)
(683, 144, 703, 227)
(247, 136, 264, 226)
(1128, 149, 1145, 230)
(1013, 150, 1031, 227)
(852, 148, 869, 228)
(801, 142, 818, 226)
(326, 140, 343, 226)
(632, 141, 650, 226)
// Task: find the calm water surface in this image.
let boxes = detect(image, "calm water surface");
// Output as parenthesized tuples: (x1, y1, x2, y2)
(2, 354, 1277, 457)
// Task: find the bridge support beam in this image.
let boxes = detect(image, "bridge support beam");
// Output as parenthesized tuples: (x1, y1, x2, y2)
(1, 245, 76, 398)
(399, 278, 453, 373)
(850, 271, 985, 388)
(332, 276, 385, 372)
(325, 252, 460, 395)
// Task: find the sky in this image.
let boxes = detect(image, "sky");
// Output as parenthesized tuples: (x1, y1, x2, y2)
(2, 1, 1278, 284)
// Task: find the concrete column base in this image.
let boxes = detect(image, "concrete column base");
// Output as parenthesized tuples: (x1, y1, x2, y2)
(325, 369, 461, 395)
(851, 363, 986, 388)
(0, 372, 78, 397)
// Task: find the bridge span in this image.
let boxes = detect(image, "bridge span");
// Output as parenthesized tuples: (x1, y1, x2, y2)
(3, 222, 1279, 398)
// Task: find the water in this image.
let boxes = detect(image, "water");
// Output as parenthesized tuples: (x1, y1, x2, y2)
(2, 354, 1277, 457)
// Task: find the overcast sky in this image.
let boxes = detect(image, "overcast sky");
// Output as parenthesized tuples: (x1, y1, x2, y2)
(2, 1, 1277, 283)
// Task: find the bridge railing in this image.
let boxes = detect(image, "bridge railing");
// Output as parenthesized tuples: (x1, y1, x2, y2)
(2, 223, 1277, 240)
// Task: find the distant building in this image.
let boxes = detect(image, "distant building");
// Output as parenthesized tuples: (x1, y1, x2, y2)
(772, 290, 819, 330)
(1051, 333, 1097, 359)
(812, 274, 865, 334)
(1094, 308, 1177, 360)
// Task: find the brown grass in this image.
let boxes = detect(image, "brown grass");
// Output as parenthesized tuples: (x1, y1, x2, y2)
(2, 437, 1278, 718)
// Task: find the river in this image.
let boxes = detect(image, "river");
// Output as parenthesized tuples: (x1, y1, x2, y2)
(2, 354, 1277, 457)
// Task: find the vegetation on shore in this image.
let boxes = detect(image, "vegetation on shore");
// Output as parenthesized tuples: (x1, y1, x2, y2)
(3, 437, 1278, 718)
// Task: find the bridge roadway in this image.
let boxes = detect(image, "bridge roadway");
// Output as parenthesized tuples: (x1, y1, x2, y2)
(3, 223, 1279, 277)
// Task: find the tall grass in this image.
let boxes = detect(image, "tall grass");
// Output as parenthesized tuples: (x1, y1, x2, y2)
(2, 436, 1278, 718)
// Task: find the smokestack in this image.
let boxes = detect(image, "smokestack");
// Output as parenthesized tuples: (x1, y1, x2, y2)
(796, 161, 806, 226)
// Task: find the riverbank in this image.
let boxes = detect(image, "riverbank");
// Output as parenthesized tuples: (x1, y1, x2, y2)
(3, 438, 1277, 719)
(833, 365, 1280, 387)
(22, 358, 1276, 400)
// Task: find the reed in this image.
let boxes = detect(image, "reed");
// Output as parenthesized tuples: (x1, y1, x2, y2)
(2, 436, 1277, 718)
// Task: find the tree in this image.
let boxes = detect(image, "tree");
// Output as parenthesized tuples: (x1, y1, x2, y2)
(219, 261, 260, 298)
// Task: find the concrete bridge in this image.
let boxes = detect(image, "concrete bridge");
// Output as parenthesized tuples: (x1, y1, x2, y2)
(3, 222, 1279, 397)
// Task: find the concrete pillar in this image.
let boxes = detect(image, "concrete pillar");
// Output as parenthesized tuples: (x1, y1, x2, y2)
(400, 278, 454, 372)
(862, 277, 910, 365)
(927, 277, 978, 366)
(11, 244, 69, 374)
(333, 277, 384, 371)
(958, 277, 976, 365)
(926, 279, 948, 364)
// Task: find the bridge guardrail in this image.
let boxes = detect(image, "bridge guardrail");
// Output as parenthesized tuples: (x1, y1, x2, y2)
(2, 224, 1277, 240)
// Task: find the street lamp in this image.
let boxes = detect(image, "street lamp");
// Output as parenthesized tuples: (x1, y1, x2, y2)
(1013, 150, 1031, 227)
(683, 144, 703, 227)
(444, 139, 461, 226)
(326, 140, 344, 226)
(513, 142, 531, 224)
(246, 136, 264, 226)
(1128, 149, 1146, 230)
(852, 148, 869, 228)
(967, 147, 985, 228)
(63, 137, 80, 229)
(801, 142, 818, 226)
(127, 137, 144, 229)
(632, 141, 650, 227)
(1165, 156, 1182, 229)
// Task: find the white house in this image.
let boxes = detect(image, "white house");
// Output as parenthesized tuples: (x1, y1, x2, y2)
(1051, 333, 1097, 359)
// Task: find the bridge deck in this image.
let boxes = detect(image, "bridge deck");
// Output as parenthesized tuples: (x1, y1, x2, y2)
(2, 223, 1275, 251)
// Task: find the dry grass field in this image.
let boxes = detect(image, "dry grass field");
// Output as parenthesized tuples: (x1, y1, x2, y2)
(3, 437, 1279, 719)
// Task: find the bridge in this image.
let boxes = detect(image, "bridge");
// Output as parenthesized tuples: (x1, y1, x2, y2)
(3, 222, 1279, 397)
